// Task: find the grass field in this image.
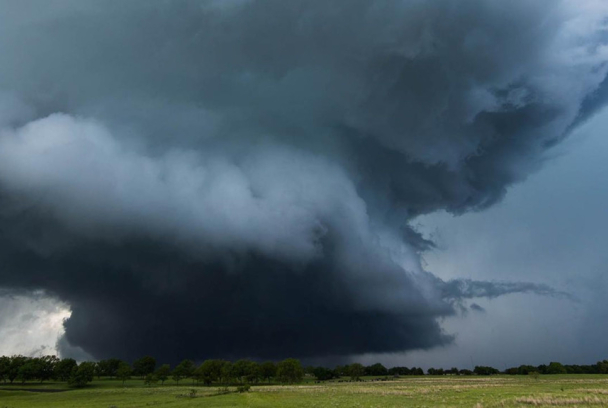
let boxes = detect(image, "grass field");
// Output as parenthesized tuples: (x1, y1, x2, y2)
(2, 375, 608, 407)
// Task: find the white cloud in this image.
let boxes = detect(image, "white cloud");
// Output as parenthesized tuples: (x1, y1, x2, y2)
(0, 292, 70, 357)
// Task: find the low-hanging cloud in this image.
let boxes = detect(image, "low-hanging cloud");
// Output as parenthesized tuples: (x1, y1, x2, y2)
(0, 0, 607, 363)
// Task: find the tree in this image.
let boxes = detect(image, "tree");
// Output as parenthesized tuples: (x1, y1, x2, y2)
(427, 368, 445, 376)
(260, 361, 277, 383)
(116, 362, 132, 385)
(96, 358, 122, 378)
(68, 362, 95, 387)
(348, 363, 365, 381)
(474, 366, 499, 376)
(366, 363, 388, 376)
(133, 356, 156, 378)
(276, 359, 304, 384)
(196, 360, 224, 385)
(446, 367, 459, 375)
(233, 359, 251, 383)
(221, 361, 236, 384)
(388, 366, 410, 376)
(7, 356, 27, 384)
(17, 359, 38, 383)
(172, 359, 195, 385)
(313, 367, 334, 381)
(546, 362, 567, 375)
(232, 360, 261, 384)
(54, 358, 77, 381)
(155, 364, 171, 385)
(333, 365, 347, 377)
(38, 356, 59, 383)
(18, 356, 59, 383)
(517, 365, 537, 375)
(193, 364, 207, 385)
(144, 373, 158, 386)
(0, 356, 10, 383)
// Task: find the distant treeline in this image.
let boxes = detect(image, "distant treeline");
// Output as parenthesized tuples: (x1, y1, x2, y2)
(1, 355, 607, 388)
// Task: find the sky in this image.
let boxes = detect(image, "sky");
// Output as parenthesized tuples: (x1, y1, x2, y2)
(358, 107, 608, 369)
(0, 0, 607, 368)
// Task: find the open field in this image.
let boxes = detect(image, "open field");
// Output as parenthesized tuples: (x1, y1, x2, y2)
(2, 375, 608, 407)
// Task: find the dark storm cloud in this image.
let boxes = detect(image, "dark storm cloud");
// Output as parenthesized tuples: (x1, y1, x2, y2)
(0, 0, 607, 362)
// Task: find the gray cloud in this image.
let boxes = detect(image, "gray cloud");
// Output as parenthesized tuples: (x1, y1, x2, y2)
(0, 0, 606, 363)
(441, 279, 576, 301)
(469, 303, 485, 313)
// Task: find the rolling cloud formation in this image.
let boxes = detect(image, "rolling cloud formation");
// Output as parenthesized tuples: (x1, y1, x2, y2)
(0, 0, 607, 362)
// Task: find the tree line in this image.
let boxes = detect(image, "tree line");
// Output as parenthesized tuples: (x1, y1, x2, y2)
(426, 361, 608, 376)
(1, 355, 607, 388)
(0, 355, 304, 387)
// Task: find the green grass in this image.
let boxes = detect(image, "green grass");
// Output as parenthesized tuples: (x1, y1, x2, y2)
(1, 375, 608, 407)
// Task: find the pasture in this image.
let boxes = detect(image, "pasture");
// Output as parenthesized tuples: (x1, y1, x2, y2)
(2, 375, 608, 407)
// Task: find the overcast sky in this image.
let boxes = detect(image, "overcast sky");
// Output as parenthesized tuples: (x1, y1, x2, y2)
(0, 0, 607, 368)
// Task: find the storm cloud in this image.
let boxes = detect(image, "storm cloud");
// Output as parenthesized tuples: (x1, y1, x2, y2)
(0, 0, 607, 363)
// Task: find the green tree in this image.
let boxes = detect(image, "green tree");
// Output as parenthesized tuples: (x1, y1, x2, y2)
(68, 362, 95, 388)
(233, 359, 250, 383)
(348, 363, 365, 380)
(366, 363, 388, 376)
(597, 360, 608, 374)
(546, 362, 567, 374)
(0, 356, 10, 383)
(172, 359, 195, 385)
(447, 367, 460, 375)
(313, 366, 334, 381)
(518, 365, 537, 375)
(17, 359, 38, 383)
(233, 359, 261, 384)
(155, 364, 171, 385)
(38, 356, 59, 383)
(54, 358, 77, 381)
(116, 362, 132, 385)
(221, 361, 236, 384)
(144, 373, 158, 386)
(7, 356, 27, 384)
(260, 361, 277, 383)
(96, 358, 122, 378)
(247, 361, 261, 383)
(133, 356, 156, 378)
(276, 358, 304, 384)
(193, 364, 206, 385)
(333, 365, 347, 377)
(474, 366, 499, 376)
(196, 360, 224, 385)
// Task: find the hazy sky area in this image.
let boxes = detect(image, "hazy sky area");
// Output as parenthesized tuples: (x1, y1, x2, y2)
(0, 0, 608, 368)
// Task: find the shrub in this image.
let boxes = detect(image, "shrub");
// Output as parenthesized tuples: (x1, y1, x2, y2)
(237, 384, 251, 393)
